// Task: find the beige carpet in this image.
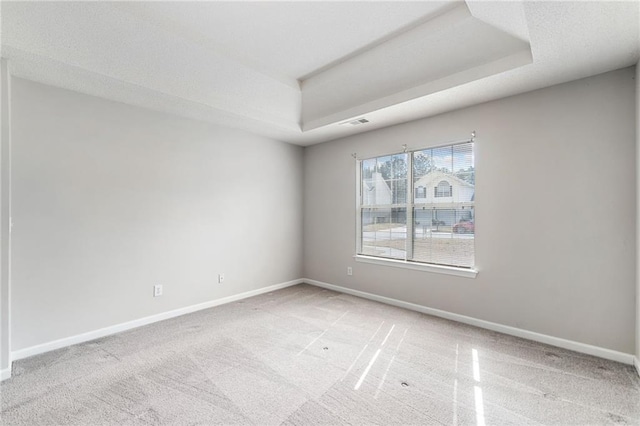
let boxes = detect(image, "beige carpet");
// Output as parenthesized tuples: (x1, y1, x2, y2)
(1, 284, 639, 425)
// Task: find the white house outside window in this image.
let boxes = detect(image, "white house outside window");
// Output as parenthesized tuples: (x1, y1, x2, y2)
(357, 141, 475, 270)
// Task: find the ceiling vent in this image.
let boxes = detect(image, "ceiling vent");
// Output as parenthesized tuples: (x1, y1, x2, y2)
(341, 118, 370, 126)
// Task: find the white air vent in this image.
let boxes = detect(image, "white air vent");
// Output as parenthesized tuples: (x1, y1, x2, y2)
(341, 118, 370, 126)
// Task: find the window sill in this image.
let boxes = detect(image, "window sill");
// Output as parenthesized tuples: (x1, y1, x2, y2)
(354, 255, 478, 278)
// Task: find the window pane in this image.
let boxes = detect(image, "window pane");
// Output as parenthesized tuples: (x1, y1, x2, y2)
(389, 178, 407, 204)
(390, 154, 408, 179)
(361, 207, 407, 259)
(432, 146, 453, 173)
(376, 155, 392, 178)
(371, 154, 407, 204)
(412, 207, 474, 268)
(413, 149, 433, 181)
(413, 149, 434, 204)
(362, 160, 391, 206)
(362, 158, 376, 178)
(453, 142, 474, 185)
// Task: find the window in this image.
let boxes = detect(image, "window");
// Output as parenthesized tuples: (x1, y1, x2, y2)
(357, 141, 475, 272)
(435, 180, 452, 197)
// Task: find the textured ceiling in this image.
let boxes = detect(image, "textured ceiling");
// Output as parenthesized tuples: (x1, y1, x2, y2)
(1, 1, 639, 146)
(301, 3, 532, 130)
(127, 1, 453, 82)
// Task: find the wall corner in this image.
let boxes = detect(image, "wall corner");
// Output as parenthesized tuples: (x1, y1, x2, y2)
(636, 61, 640, 366)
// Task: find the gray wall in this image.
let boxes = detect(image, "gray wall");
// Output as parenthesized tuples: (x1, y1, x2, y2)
(0, 60, 11, 372)
(304, 67, 637, 354)
(10, 78, 304, 351)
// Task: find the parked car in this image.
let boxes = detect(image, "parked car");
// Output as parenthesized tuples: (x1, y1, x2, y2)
(453, 220, 474, 234)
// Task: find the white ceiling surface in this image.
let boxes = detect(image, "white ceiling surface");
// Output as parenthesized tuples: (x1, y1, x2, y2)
(1, 1, 639, 146)
(128, 1, 453, 83)
(301, 3, 532, 131)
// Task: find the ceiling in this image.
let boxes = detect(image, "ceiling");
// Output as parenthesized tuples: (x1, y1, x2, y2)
(1, 1, 639, 146)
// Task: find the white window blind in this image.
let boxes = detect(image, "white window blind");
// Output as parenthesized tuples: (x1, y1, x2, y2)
(358, 141, 475, 269)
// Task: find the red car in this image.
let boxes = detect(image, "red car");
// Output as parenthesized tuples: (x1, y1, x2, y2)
(453, 220, 474, 234)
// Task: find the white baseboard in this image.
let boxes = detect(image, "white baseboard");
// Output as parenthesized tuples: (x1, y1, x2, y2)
(0, 367, 10, 381)
(11, 279, 303, 362)
(304, 278, 636, 366)
(7, 277, 638, 375)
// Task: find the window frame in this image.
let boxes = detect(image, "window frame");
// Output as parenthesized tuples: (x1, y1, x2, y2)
(355, 141, 478, 278)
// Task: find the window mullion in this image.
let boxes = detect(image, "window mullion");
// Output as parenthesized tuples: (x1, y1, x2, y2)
(356, 159, 362, 255)
(406, 153, 414, 261)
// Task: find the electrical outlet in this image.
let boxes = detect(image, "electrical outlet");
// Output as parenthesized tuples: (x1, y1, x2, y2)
(347, 267, 353, 276)
(153, 284, 163, 297)
(218, 273, 225, 284)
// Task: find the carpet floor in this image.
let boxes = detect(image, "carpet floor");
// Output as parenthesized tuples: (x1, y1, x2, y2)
(1, 283, 639, 425)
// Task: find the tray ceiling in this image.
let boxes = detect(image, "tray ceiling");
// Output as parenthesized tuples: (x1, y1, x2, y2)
(1, 1, 638, 146)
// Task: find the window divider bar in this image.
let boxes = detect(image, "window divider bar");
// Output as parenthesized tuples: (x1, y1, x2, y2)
(355, 159, 362, 255)
(406, 153, 414, 261)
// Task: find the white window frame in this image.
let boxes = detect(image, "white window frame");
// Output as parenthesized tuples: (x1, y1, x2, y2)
(355, 141, 478, 278)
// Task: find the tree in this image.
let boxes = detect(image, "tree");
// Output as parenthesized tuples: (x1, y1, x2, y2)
(378, 156, 408, 208)
(455, 166, 475, 185)
(378, 156, 407, 181)
(413, 152, 434, 178)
